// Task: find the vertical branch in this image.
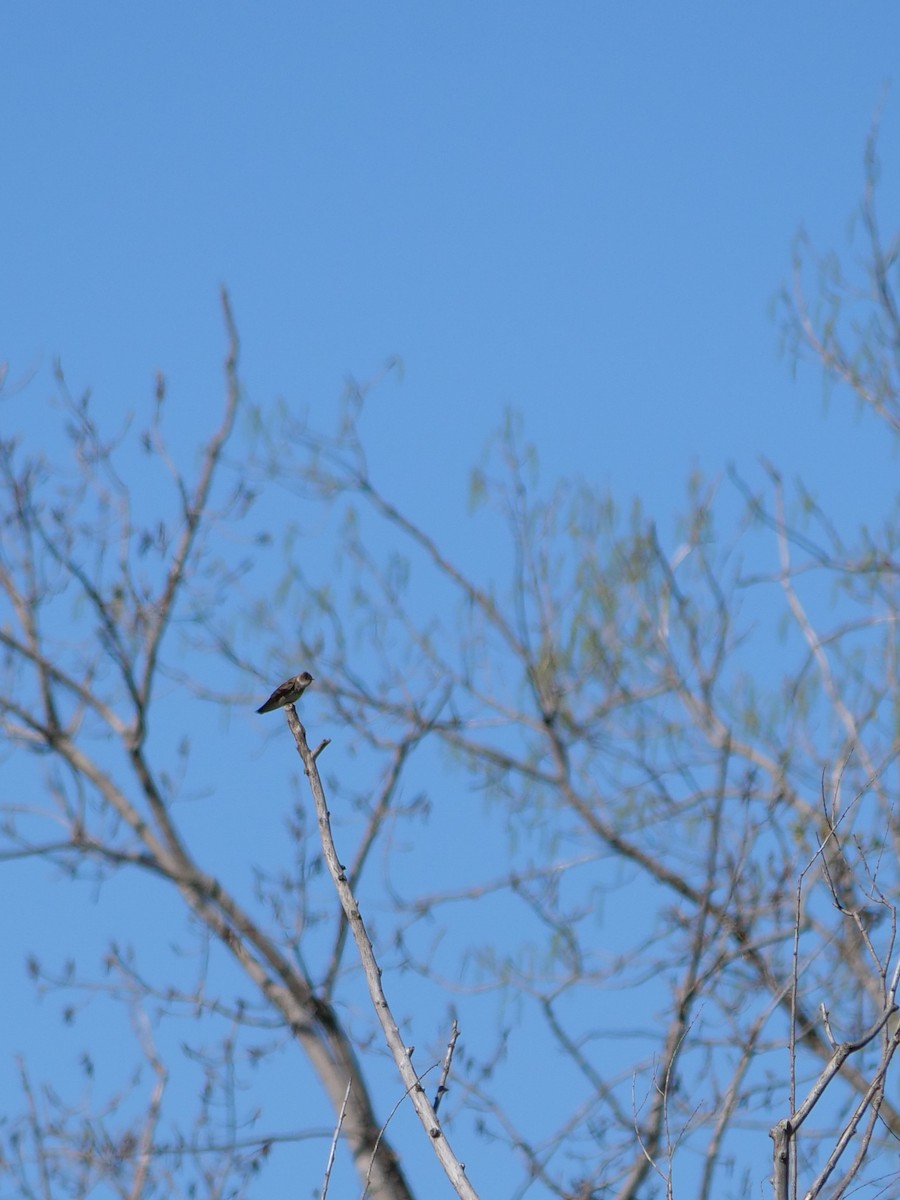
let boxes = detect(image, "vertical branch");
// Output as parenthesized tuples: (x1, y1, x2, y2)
(128, 1008, 167, 1200)
(137, 288, 241, 720)
(17, 1059, 53, 1200)
(285, 707, 480, 1200)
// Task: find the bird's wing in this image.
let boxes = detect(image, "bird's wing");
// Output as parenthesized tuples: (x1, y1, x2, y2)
(257, 679, 292, 713)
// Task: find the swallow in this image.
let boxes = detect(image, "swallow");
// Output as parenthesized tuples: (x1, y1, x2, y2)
(256, 671, 314, 714)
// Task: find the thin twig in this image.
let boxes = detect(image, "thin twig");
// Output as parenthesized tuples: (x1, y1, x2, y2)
(322, 1079, 352, 1200)
(432, 1020, 460, 1114)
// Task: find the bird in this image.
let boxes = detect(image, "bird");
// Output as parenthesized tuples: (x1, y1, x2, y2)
(256, 671, 314, 714)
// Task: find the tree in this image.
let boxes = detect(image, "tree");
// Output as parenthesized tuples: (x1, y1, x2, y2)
(1, 136, 899, 1200)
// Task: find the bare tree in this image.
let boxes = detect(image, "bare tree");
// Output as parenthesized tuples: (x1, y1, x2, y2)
(2, 135, 899, 1200)
(0, 302, 454, 1200)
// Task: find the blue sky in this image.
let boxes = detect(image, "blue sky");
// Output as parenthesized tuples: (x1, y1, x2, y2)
(3, 5, 900, 1198)
(5, 4, 899, 517)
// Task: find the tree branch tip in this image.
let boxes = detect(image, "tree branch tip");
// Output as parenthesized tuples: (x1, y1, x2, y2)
(312, 738, 331, 760)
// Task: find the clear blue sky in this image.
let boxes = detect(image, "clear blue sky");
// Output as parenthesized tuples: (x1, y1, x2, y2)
(3, 5, 900, 1198)
(4, 4, 898, 516)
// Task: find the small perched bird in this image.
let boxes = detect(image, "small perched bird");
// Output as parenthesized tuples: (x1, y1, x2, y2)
(256, 671, 314, 714)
